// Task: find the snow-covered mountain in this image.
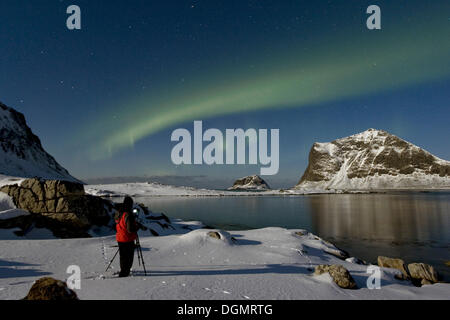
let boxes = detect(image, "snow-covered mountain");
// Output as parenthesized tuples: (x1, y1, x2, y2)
(295, 129, 450, 190)
(228, 175, 271, 190)
(0, 102, 79, 182)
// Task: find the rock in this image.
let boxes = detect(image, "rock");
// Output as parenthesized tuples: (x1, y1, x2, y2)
(314, 264, 357, 289)
(295, 128, 450, 190)
(323, 247, 350, 260)
(421, 279, 434, 286)
(394, 273, 409, 281)
(23, 277, 78, 300)
(345, 257, 367, 265)
(55, 180, 84, 197)
(407, 263, 439, 283)
(445, 261, 450, 268)
(208, 231, 222, 240)
(0, 178, 111, 238)
(228, 175, 271, 190)
(377, 256, 409, 277)
(294, 231, 306, 237)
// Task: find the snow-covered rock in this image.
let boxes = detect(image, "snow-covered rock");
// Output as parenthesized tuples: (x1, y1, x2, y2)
(0, 101, 79, 182)
(0, 193, 29, 220)
(228, 175, 271, 190)
(295, 129, 450, 191)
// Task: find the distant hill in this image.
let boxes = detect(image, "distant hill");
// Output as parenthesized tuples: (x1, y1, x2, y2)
(228, 175, 271, 191)
(295, 129, 450, 190)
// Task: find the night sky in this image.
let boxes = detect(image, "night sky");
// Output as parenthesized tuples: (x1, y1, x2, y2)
(0, 0, 449, 188)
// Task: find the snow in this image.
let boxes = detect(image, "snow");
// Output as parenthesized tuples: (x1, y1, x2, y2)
(86, 182, 282, 197)
(85, 182, 356, 197)
(0, 227, 448, 300)
(0, 192, 29, 220)
(314, 142, 338, 157)
(297, 173, 450, 191)
(0, 174, 24, 189)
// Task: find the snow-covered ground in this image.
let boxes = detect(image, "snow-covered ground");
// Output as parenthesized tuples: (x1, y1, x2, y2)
(85, 182, 336, 197)
(86, 182, 280, 197)
(1, 227, 449, 300)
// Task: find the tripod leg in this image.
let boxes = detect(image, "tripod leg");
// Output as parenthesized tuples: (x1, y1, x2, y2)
(136, 243, 141, 266)
(138, 245, 147, 276)
(105, 248, 119, 272)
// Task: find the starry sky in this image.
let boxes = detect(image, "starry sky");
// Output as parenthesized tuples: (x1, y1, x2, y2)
(0, 0, 449, 188)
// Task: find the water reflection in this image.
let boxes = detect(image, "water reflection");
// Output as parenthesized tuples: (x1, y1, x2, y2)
(308, 193, 450, 244)
(142, 193, 450, 278)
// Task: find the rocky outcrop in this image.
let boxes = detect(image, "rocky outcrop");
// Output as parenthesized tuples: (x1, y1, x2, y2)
(295, 129, 450, 190)
(228, 175, 270, 190)
(0, 101, 79, 182)
(23, 277, 78, 300)
(314, 264, 357, 289)
(407, 263, 439, 284)
(207, 231, 222, 240)
(0, 178, 112, 238)
(377, 256, 409, 278)
(377, 256, 440, 286)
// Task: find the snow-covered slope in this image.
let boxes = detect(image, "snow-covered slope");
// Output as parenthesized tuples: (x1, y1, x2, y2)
(1, 227, 448, 300)
(228, 175, 271, 191)
(0, 192, 29, 221)
(295, 129, 450, 190)
(0, 102, 79, 182)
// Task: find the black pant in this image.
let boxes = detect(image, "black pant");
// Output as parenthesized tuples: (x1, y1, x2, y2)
(118, 241, 135, 277)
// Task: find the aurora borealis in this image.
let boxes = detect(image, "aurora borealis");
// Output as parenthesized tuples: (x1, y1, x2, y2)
(84, 18, 450, 160)
(1, 0, 449, 187)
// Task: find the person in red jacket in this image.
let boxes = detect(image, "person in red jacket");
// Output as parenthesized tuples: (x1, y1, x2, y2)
(115, 196, 138, 277)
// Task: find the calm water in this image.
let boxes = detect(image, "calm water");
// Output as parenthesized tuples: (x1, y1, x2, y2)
(139, 193, 450, 279)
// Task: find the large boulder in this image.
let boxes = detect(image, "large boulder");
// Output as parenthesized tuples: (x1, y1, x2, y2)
(314, 264, 357, 289)
(407, 263, 439, 284)
(23, 277, 78, 300)
(377, 256, 409, 277)
(0, 178, 112, 238)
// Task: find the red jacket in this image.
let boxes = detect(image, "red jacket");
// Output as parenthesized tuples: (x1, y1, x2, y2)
(115, 211, 137, 243)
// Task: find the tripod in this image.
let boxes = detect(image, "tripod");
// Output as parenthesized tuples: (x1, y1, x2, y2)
(105, 235, 147, 276)
(135, 234, 147, 276)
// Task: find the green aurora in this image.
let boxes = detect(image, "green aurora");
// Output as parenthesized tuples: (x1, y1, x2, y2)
(80, 16, 450, 161)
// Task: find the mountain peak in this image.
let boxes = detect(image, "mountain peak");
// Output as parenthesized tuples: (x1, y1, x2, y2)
(0, 101, 80, 182)
(296, 129, 450, 190)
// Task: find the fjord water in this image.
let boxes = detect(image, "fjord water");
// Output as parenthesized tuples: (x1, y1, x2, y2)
(140, 192, 450, 279)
